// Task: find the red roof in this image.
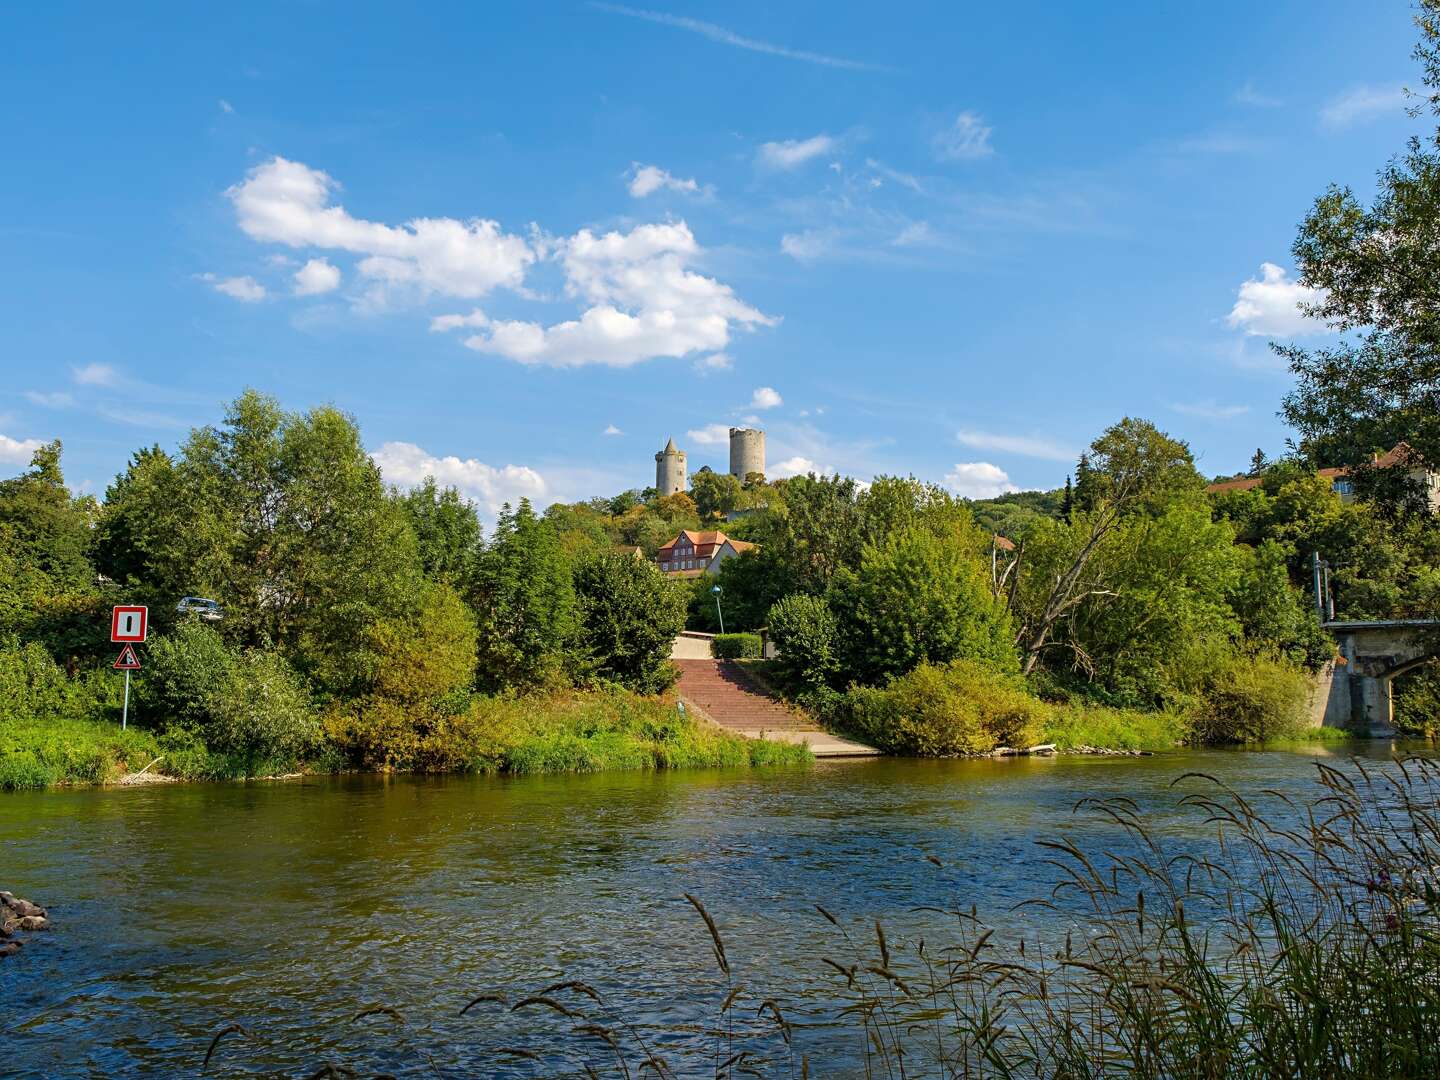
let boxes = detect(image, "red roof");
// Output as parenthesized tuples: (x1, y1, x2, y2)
(1205, 445, 1419, 495)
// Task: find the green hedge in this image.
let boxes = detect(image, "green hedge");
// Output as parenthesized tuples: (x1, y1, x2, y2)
(712, 633, 763, 659)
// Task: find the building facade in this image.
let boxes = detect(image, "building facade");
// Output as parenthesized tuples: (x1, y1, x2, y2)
(728, 427, 765, 481)
(655, 437, 687, 496)
(655, 529, 758, 577)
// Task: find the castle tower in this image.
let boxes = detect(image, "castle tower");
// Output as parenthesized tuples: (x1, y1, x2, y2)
(729, 427, 765, 481)
(655, 437, 687, 496)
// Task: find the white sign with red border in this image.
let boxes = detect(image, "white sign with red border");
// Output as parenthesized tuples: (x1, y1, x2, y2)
(111, 606, 148, 643)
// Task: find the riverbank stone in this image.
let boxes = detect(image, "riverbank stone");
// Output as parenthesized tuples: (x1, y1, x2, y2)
(0, 892, 50, 959)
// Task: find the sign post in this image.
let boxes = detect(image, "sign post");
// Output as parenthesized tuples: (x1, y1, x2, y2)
(111, 608, 147, 730)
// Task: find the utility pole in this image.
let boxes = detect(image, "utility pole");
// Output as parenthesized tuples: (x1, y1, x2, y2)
(1312, 551, 1327, 624)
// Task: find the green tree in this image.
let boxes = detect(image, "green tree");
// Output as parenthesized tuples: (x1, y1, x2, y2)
(573, 552, 687, 693)
(766, 593, 840, 690)
(1279, 2, 1440, 510)
(690, 469, 744, 519)
(398, 477, 482, 586)
(470, 500, 578, 691)
(830, 526, 1018, 684)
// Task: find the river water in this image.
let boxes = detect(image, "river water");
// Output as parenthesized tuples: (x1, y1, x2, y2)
(0, 742, 1422, 1077)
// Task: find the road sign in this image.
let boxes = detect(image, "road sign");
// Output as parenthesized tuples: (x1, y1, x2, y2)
(113, 644, 141, 670)
(111, 606, 148, 643)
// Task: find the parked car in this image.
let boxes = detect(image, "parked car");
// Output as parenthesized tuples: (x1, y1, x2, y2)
(176, 596, 224, 621)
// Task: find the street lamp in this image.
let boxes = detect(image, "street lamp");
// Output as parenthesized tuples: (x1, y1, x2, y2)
(711, 584, 725, 635)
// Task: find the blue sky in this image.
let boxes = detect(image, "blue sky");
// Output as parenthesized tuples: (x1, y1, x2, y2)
(0, 2, 1426, 515)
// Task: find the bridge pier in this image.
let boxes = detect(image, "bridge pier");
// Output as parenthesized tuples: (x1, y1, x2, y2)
(1317, 621, 1437, 737)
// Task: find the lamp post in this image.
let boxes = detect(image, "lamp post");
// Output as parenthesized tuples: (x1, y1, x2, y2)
(712, 584, 725, 635)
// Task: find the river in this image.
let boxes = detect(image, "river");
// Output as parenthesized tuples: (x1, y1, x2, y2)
(0, 742, 1423, 1076)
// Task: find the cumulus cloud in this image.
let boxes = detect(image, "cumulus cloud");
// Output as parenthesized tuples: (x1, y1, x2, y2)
(293, 257, 341, 295)
(696, 352, 733, 372)
(227, 156, 534, 301)
(1226, 262, 1326, 337)
(771, 455, 832, 479)
(628, 163, 702, 198)
(0, 433, 45, 465)
(200, 273, 266, 301)
(944, 462, 1019, 499)
(370, 441, 547, 516)
(72, 363, 118, 386)
(758, 134, 836, 170)
(750, 386, 782, 410)
(1320, 84, 1407, 131)
(434, 221, 775, 368)
(687, 423, 732, 446)
(603, 424, 624, 436)
(933, 111, 994, 160)
(956, 429, 1077, 462)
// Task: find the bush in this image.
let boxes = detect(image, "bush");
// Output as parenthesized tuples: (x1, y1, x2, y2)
(712, 633, 763, 659)
(1191, 652, 1312, 743)
(840, 659, 1047, 756)
(767, 594, 839, 690)
(1043, 703, 1190, 752)
(141, 622, 319, 769)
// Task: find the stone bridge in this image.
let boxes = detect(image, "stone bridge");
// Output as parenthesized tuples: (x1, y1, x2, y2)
(1311, 620, 1439, 735)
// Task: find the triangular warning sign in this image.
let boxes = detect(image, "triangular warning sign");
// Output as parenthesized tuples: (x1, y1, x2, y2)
(113, 644, 141, 670)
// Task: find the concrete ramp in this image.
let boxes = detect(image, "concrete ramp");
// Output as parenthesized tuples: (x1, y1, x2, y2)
(675, 659, 879, 758)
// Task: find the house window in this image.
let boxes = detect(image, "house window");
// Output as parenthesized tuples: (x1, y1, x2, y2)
(1333, 479, 1353, 496)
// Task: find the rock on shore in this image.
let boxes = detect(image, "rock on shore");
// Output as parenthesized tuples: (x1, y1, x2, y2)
(1, 891, 51, 958)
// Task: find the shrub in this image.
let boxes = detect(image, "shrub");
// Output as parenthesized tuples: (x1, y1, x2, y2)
(1043, 702, 1190, 752)
(712, 633, 763, 659)
(766, 594, 839, 690)
(841, 659, 1047, 756)
(1191, 652, 1312, 743)
(140, 622, 319, 769)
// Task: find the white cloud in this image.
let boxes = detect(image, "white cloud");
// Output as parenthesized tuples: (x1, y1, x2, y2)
(944, 462, 1019, 499)
(1171, 400, 1251, 421)
(758, 134, 836, 170)
(687, 423, 732, 446)
(956, 429, 1077, 462)
(218, 99, 235, 114)
(24, 391, 74, 408)
(780, 229, 835, 261)
(72, 363, 118, 386)
(628, 163, 702, 198)
(293, 257, 341, 296)
(592, 4, 885, 71)
(435, 221, 775, 368)
(227, 156, 534, 301)
(200, 273, 267, 301)
(750, 386, 782, 410)
(933, 111, 994, 160)
(371, 440, 547, 517)
(771, 455, 832, 479)
(695, 352, 733, 373)
(603, 424, 624, 436)
(1226, 262, 1326, 337)
(0, 434, 45, 465)
(1320, 84, 1407, 131)
(892, 221, 935, 247)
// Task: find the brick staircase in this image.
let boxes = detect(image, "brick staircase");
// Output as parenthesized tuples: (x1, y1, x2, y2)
(675, 659, 816, 734)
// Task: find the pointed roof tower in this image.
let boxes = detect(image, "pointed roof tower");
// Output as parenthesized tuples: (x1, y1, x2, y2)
(663, 436, 678, 454)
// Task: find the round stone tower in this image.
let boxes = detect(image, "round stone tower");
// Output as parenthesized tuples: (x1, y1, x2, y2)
(655, 437, 687, 496)
(729, 427, 766, 481)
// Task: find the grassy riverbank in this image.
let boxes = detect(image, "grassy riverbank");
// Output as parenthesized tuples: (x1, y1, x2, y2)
(0, 690, 809, 792)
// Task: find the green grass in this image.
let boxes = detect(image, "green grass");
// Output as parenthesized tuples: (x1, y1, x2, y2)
(472, 691, 812, 775)
(1042, 702, 1191, 752)
(0, 715, 163, 790)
